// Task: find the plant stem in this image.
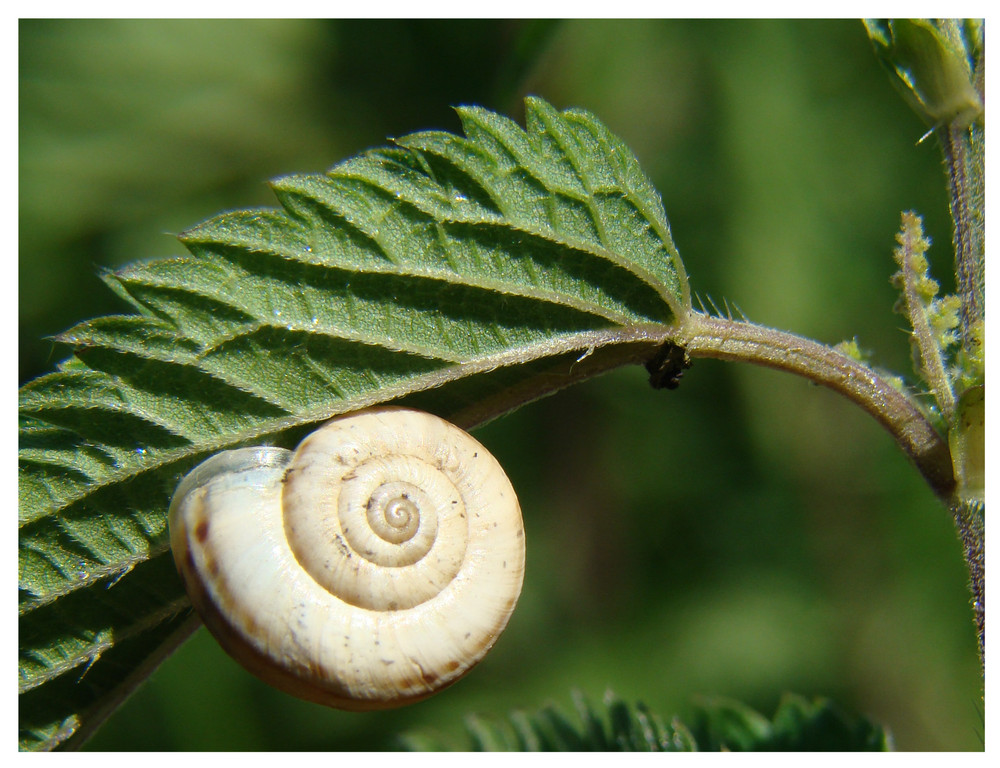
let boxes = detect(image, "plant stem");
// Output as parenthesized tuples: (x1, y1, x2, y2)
(677, 312, 991, 670)
(937, 43, 985, 674)
(951, 499, 984, 672)
(677, 312, 956, 501)
(937, 36, 985, 675)
(939, 122, 985, 345)
(893, 212, 956, 420)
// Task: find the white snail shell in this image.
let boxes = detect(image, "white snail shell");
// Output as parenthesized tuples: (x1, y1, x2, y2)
(168, 406, 525, 710)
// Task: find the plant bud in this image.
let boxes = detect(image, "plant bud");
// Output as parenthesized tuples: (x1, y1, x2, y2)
(864, 19, 983, 129)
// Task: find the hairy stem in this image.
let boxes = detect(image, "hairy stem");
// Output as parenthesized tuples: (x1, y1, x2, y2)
(951, 499, 985, 673)
(939, 123, 985, 345)
(677, 313, 989, 669)
(936, 37, 985, 675)
(893, 212, 956, 419)
(677, 313, 956, 501)
(944, 44, 985, 673)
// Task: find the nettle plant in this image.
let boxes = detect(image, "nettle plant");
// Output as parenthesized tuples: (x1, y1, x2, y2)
(18, 20, 983, 751)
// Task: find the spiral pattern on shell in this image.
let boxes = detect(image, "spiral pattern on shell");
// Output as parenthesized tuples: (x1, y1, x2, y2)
(168, 407, 525, 710)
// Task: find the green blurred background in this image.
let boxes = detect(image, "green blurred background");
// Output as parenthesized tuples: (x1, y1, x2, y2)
(19, 19, 981, 750)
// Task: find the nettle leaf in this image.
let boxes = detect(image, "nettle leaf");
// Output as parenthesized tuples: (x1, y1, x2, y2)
(401, 690, 698, 751)
(18, 96, 689, 750)
(400, 690, 891, 751)
(686, 694, 892, 751)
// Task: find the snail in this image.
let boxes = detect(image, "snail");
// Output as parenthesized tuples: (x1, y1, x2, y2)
(168, 406, 525, 710)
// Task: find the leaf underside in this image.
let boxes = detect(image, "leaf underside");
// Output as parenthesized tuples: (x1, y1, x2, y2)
(18, 96, 688, 750)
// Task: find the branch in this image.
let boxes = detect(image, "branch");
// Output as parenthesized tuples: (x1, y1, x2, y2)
(675, 313, 956, 501)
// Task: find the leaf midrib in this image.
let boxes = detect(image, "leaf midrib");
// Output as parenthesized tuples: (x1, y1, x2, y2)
(18, 323, 671, 538)
(19, 592, 190, 693)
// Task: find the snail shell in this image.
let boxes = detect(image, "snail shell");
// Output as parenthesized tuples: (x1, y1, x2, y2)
(168, 406, 525, 710)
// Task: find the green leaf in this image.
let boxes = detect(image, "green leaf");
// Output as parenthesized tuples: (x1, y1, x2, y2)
(864, 18, 983, 128)
(399, 690, 698, 751)
(18, 96, 688, 750)
(400, 690, 890, 751)
(687, 694, 892, 751)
